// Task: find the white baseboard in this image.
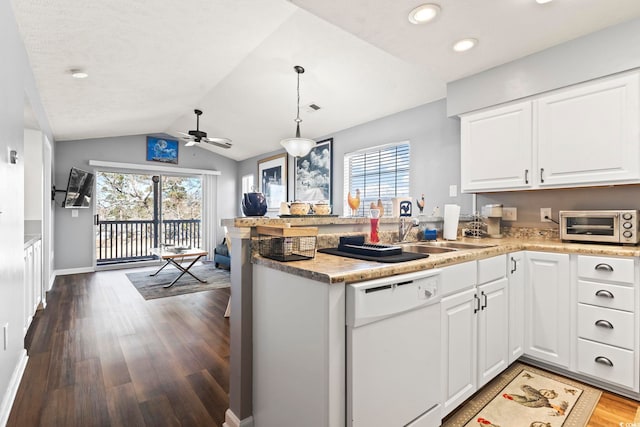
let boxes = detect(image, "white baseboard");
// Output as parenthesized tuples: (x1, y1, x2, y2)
(223, 409, 254, 427)
(55, 266, 95, 276)
(0, 350, 28, 427)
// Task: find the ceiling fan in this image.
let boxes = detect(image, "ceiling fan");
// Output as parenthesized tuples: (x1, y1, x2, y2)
(179, 109, 232, 149)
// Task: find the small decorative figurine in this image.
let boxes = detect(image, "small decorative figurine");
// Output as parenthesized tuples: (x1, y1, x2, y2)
(416, 193, 425, 214)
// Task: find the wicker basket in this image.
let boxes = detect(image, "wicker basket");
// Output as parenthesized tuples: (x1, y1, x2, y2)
(257, 226, 318, 262)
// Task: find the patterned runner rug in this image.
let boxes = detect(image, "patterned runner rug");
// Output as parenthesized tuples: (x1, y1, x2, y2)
(443, 363, 602, 427)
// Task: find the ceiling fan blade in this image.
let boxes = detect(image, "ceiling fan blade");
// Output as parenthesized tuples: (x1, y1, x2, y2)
(204, 136, 232, 145)
(206, 140, 232, 149)
(184, 140, 198, 147)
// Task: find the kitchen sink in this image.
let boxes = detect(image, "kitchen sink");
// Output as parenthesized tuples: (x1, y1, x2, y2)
(401, 245, 457, 254)
(420, 241, 497, 250)
(401, 241, 496, 254)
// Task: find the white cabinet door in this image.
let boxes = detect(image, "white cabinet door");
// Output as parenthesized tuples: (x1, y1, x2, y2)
(508, 252, 525, 363)
(23, 246, 34, 334)
(441, 287, 478, 417)
(525, 251, 571, 367)
(477, 277, 509, 387)
(33, 239, 42, 313)
(461, 101, 533, 192)
(537, 72, 640, 186)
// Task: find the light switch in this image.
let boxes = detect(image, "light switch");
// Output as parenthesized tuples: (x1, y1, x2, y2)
(72, 209, 79, 218)
(449, 185, 457, 197)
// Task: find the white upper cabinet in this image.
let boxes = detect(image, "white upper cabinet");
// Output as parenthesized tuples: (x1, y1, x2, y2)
(537, 72, 640, 186)
(461, 101, 533, 192)
(461, 71, 640, 192)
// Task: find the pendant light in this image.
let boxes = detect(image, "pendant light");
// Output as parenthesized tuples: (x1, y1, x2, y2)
(280, 65, 316, 157)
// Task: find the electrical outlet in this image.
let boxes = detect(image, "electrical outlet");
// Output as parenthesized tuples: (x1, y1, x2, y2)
(502, 207, 517, 221)
(540, 208, 552, 222)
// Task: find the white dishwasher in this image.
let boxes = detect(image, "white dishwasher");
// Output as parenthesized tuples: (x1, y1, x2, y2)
(346, 269, 442, 427)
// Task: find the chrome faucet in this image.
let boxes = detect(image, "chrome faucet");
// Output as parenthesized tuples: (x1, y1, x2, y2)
(398, 217, 420, 242)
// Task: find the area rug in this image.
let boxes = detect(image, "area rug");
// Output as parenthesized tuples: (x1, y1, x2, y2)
(125, 264, 230, 300)
(443, 363, 602, 427)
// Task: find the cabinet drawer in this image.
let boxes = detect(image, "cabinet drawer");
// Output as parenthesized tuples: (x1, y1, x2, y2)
(577, 304, 634, 349)
(441, 261, 477, 296)
(577, 255, 635, 284)
(477, 255, 506, 284)
(578, 280, 635, 312)
(577, 338, 636, 390)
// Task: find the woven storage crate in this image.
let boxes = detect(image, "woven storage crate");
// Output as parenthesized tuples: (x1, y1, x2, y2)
(257, 226, 318, 262)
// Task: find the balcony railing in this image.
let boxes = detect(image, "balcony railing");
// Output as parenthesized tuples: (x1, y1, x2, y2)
(96, 219, 201, 264)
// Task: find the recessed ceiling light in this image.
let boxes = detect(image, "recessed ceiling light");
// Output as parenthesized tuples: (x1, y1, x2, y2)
(452, 38, 478, 52)
(70, 69, 88, 79)
(408, 4, 441, 24)
(536, 0, 553, 3)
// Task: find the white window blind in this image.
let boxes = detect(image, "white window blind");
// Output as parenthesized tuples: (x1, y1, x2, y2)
(343, 141, 410, 216)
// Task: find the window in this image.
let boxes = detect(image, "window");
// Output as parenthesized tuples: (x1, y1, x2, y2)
(344, 141, 410, 216)
(242, 174, 254, 194)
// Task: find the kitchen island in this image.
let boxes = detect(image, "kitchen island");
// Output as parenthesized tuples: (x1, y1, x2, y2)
(224, 216, 640, 427)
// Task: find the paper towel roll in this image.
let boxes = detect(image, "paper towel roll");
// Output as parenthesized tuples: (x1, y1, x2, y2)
(443, 204, 461, 240)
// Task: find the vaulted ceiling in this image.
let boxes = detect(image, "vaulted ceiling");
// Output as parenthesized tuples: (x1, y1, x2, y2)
(12, 0, 640, 160)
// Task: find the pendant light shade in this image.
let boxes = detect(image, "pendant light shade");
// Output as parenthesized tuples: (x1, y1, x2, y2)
(280, 65, 316, 157)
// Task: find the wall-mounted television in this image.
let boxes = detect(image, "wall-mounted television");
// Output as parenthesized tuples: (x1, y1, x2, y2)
(63, 167, 95, 208)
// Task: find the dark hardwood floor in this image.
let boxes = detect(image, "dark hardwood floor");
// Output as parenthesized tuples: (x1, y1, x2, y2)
(7, 267, 230, 427)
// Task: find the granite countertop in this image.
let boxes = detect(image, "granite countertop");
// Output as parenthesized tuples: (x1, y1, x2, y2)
(252, 237, 640, 284)
(24, 234, 41, 249)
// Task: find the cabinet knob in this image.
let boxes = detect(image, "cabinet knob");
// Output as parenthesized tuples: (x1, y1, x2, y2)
(594, 356, 614, 367)
(594, 263, 614, 272)
(595, 319, 614, 329)
(595, 289, 614, 298)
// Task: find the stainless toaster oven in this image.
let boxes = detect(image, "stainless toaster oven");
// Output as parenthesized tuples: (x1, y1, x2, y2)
(559, 210, 640, 245)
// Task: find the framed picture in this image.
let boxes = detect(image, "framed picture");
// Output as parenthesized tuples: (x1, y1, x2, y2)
(294, 138, 332, 204)
(147, 136, 178, 164)
(258, 153, 288, 211)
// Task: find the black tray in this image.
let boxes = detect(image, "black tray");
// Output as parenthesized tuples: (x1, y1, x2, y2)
(318, 248, 428, 263)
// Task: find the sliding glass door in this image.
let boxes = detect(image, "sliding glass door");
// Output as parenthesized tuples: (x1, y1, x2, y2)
(95, 171, 202, 265)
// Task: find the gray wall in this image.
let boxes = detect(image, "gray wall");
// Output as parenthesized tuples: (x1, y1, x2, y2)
(447, 18, 640, 116)
(54, 135, 238, 270)
(478, 186, 640, 228)
(0, 0, 55, 418)
(237, 99, 473, 217)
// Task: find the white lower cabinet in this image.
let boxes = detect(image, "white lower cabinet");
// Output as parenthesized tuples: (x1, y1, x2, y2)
(23, 239, 42, 335)
(575, 255, 638, 392)
(508, 252, 525, 363)
(441, 256, 508, 417)
(524, 251, 570, 367)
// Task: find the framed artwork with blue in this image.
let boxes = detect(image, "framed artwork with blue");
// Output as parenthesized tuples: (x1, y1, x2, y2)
(147, 136, 179, 164)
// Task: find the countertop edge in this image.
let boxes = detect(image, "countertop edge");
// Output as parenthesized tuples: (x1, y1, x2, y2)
(252, 239, 640, 284)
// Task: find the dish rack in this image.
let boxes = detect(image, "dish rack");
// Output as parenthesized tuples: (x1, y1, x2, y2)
(257, 225, 318, 262)
(466, 212, 484, 238)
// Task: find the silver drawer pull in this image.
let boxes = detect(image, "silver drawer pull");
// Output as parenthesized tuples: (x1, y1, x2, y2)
(595, 319, 614, 329)
(594, 356, 614, 367)
(595, 290, 614, 298)
(594, 263, 614, 272)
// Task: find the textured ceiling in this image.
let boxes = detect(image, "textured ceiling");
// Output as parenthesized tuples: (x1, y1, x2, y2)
(12, 0, 640, 161)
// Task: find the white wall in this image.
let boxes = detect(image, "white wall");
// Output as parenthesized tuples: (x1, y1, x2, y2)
(0, 1, 54, 422)
(237, 99, 473, 217)
(24, 129, 43, 221)
(447, 18, 640, 116)
(54, 135, 238, 270)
